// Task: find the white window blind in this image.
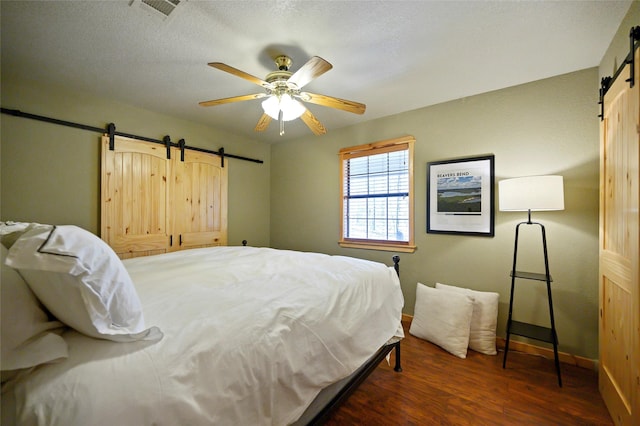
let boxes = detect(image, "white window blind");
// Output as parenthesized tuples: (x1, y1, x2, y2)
(339, 136, 415, 252)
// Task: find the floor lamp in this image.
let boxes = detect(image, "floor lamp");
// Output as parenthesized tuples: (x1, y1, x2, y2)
(499, 175, 565, 387)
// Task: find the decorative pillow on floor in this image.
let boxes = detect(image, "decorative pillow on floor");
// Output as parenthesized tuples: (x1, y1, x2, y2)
(409, 282, 474, 359)
(6, 224, 162, 343)
(435, 282, 499, 355)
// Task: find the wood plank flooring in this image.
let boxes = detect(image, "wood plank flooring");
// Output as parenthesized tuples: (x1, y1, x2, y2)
(323, 321, 612, 425)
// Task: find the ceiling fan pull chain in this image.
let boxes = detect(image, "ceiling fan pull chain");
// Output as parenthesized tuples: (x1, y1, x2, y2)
(279, 110, 285, 136)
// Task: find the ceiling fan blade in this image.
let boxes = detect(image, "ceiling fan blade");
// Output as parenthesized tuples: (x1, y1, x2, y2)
(299, 92, 366, 115)
(208, 62, 270, 88)
(254, 113, 272, 132)
(288, 56, 333, 89)
(199, 93, 266, 107)
(300, 109, 327, 136)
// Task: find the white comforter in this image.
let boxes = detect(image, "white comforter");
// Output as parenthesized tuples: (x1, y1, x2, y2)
(4, 247, 404, 425)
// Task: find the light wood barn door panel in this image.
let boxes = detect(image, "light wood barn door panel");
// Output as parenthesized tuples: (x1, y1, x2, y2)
(101, 136, 170, 259)
(599, 48, 640, 426)
(171, 149, 228, 250)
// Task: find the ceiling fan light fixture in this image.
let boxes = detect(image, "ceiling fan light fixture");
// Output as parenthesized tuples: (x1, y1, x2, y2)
(261, 96, 279, 119)
(262, 93, 305, 121)
(281, 94, 306, 121)
(202, 55, 363, 136)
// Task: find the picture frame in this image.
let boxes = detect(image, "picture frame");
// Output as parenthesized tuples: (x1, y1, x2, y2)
(427, 154, 495, 236)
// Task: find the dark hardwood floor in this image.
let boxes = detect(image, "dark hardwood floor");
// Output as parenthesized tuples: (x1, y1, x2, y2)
(324, 321, 612, 425)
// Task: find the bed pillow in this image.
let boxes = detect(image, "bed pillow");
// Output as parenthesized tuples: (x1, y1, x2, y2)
(1, 245, 68, 372)
(409, 282, 474, 359)
(6, 224, 162, 342)
(0, 221, 35, 249)
(435, 282, 499, 355)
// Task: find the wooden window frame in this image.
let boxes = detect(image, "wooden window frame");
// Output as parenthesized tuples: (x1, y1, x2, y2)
(339, 136, 416, 253)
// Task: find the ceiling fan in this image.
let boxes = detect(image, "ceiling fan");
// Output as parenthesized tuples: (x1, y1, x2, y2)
(199, 55, 366, 136)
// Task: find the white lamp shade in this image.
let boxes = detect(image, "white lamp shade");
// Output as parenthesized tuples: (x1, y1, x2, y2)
(499, 175, 564, 211)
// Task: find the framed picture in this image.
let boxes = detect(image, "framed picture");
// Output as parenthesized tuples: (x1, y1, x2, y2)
(427, 154, 495, 236)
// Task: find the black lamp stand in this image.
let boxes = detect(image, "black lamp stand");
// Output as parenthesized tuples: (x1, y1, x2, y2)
(502, 210, 562, 387)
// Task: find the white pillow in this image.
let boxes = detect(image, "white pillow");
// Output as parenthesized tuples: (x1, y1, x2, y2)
(6, 225, 162, 342)
(409, 282, 474, 359)
(1, 221, 36, 249)
(435, 282, 499, 355)
(1, 245, 68, 371)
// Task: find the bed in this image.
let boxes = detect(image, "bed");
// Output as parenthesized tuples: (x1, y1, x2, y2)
(1, 223, 404, 425)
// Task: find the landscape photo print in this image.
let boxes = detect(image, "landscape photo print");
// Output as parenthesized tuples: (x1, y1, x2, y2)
(427, 155, 495, 236)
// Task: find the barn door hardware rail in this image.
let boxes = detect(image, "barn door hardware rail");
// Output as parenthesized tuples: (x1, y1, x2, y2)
(1, 107, 263, 166)
(625, 26, 640, 88)
(598, 26, 640, 120)
(598, 77, 613, 120)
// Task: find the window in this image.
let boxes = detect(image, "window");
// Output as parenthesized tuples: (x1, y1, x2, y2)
(339, 136, 415, 252)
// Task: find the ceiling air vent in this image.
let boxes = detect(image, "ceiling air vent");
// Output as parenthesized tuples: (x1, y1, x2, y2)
(132, 0, 183, 19)
(142, 0, 180, 17)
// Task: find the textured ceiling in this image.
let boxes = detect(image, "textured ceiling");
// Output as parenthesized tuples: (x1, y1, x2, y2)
(0, 0, 632, 143)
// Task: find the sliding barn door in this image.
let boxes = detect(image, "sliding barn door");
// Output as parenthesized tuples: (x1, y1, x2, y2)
(171, 149, 228, 251)
(101, 136, 170, 258)
(599, 48, 640, 426)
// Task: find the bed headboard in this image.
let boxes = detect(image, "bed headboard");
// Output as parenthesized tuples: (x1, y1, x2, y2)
(101, 135, 228, 259)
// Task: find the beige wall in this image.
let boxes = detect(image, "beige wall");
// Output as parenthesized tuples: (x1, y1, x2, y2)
(0, 76, 271, 247)
(271, 67, 600, 359)
(599, 1, 639, 79)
